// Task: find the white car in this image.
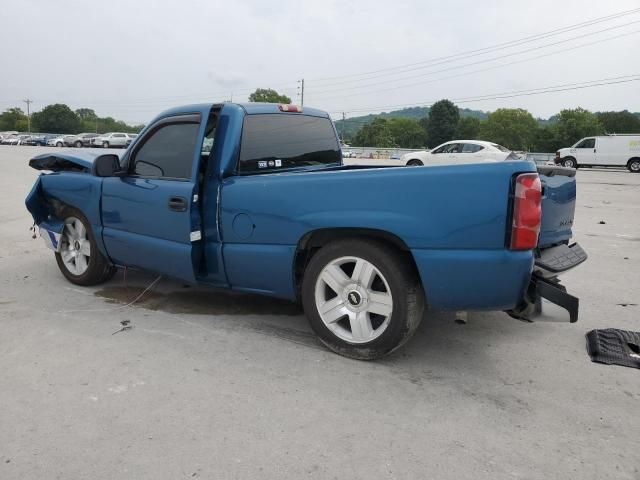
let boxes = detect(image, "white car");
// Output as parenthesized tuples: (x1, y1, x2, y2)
(555, 135, 640, 172)
(91, 132, 132, 148)
(47, 135, 75, 147)
(401, 140, 519, 166)
(342, 150, 357, 158)
(1, 135, 21, 145)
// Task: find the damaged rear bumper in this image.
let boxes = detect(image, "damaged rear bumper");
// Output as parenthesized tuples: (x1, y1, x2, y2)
(508, 242, 586, 323)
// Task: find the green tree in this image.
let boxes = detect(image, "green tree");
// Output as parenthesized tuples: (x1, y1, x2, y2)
(456, 116, 480, 139)
(352, 118, 394, 147)
(0, 107, 28, 131)
(479, 108, 538, 150)
(425, 99, 459, 147)
(550, 108, 604, 149)
(75, 108, 97, 121)
(31, 104, 82, 133)
(387, 118, 426, 148)
(531, 126, 558, 153)
(248, 88, 292, 104)
(595, 110, 640, 134)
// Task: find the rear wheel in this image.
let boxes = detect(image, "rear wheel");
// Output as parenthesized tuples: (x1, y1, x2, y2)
(562, 157, 577, 168)
(301, 238, 425, 360)
(406, 159, 423, 166)
(55, 208, 116, 286)
(74, 141, 82, 148)
(627, 158, 640, 173)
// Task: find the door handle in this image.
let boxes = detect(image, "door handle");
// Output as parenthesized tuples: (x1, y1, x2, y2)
(168, 196, 188, 212)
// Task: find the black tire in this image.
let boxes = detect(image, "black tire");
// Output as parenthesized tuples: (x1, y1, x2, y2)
(627, 158, 640, 173)
(102, 141, 109, 148)
(406, 159, 423, 166)
(301, 238, 425, 360)
(55, 207, 116, 286)
(56, 141, 63, 147)
(74, 141, 82, 148)
(562, 157, 577, 168)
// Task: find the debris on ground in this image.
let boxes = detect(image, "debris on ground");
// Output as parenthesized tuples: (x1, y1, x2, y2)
(112, 319, 133, 335)
(586, 329, 640, 369)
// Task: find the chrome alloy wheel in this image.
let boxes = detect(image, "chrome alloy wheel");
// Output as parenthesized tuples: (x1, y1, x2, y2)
(314, 256, 393, 344)
(60, 216, 91, 275)
(630, 160, 640, 172)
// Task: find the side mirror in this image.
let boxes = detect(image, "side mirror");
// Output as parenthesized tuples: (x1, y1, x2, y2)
(93, 154, 122, 177)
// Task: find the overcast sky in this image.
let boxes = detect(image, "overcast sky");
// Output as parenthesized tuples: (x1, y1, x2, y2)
(1, 0, 639, 124)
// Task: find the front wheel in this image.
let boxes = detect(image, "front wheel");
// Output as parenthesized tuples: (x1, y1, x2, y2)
(628, 158, 640, 173)
(56, 141, 63, 147)
(74, 141, 82, 148)
(562, 157, 577, 168)
(302, 238, 425, 360)
(406, 159, 423, 166)
(102, 141, 109, 148)
(55, 208, 116, 286)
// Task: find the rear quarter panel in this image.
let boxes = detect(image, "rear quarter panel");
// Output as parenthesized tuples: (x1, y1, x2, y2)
(219, 161, 537, 305)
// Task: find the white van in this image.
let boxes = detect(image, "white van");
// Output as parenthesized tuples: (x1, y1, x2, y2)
(555, 134, 640, 172)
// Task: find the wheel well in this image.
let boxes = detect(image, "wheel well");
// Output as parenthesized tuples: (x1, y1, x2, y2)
(293, 228, 420, 299)
(627, 157, 640, 166)
(406, 159, 423, 165)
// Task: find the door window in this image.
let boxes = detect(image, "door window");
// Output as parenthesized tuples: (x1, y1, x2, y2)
(461, 143, 484, 153)
(432, 143, 458, 154)
(575, 138, 595, 148)
(132, 123, 200, 179)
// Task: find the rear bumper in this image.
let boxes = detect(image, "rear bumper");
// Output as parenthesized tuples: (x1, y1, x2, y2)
(511, 242, 586, 323)
(535, 242, 587, 277)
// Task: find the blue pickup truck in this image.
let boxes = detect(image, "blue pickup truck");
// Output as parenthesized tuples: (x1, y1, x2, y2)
(25, 102, 586, 359)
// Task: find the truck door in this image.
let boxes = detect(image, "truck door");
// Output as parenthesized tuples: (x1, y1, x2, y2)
(573, 137, 596, 165)
(100, 114, 204, 283)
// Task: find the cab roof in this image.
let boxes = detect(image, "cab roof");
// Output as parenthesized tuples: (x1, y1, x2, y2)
(154, 102, 330, 121)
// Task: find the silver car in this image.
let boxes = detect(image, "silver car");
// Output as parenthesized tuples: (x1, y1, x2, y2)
(91, 132, 131, 148)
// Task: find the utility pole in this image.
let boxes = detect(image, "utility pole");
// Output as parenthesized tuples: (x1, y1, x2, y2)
(297, 78, 305, 106)
(23, 99, 33, 133)
(341, 112, 345, 144)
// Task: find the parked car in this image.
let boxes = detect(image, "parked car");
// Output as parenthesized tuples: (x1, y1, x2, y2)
(1, 135, 20, 145)
(25, 102, 586, 360)
(47, 135, 75, 147)
(555, 134, 640, 172)
(401, 140, 519, 166)
(16, 134, 33, 145)
(47, 135, 76, 147)
(91, 132, 131, 148)
(65, 133, 100, 148)
(342, 150, 357, 158)
(19, 135, 38, 145)
(125, 133, 138, 147)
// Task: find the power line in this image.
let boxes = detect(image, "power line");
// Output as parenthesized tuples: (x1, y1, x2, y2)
(310, 29, 640, 104)
(308, 20, 640, 97)
(329, 75, 640, 117)
(309, 6, 640, 84)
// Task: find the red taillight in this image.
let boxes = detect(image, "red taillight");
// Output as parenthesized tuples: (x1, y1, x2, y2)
(510, 173, 542, 250)
(278, 104, 303, 112)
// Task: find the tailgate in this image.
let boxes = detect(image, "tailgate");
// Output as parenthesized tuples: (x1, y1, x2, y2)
(537, 165, 576, 248)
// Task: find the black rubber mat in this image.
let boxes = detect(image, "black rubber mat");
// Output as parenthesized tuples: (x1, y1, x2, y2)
(586, 329, 640, 369)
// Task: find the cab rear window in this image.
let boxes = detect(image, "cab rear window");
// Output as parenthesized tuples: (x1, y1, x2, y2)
(238, 114, 341, 174)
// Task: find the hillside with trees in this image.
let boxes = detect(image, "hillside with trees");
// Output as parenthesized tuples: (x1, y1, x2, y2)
(344, 99, 640, 152)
